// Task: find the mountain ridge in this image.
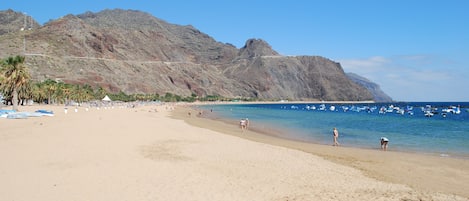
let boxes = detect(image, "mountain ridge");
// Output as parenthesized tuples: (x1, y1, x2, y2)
(0, 9, 389, 101)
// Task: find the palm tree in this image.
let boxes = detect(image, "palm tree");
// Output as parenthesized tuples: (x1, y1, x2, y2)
(31, 82, 47, 104)
(1, 56, 31, 111)
(54, 81, 69, 105)
(94, 86, 107, 100)
(81, 84, 95, 102)
(18, 81, 33, 105)
(41, 79, 58, 104)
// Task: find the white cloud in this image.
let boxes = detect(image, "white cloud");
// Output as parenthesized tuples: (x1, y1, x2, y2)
(339, 56, 389, 73)
(338, 55, 469, 101)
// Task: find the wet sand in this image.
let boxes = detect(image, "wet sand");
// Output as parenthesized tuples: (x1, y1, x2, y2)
(175, 105, 469, 199)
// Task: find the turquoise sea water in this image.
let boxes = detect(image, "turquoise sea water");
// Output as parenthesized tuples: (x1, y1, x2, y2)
(198, 102, 469, 159)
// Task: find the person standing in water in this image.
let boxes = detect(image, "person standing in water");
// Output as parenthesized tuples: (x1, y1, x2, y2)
(333, 127, 340, 146)
(380, 137, 389, 151)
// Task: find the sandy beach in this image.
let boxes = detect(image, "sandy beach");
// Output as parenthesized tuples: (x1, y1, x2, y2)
(1, 103, 468, 201)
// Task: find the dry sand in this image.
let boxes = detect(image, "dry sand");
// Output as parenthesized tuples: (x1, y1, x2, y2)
(0, 103, 468, 201)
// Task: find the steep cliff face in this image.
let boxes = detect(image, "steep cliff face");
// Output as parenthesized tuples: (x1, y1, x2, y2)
(347, 73, 393, 102)
(223, 39, 372, 100)
(0, 9, 382, 101)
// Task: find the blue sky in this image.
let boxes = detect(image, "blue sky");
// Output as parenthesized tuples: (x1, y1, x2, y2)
(2, 1, 468, 101)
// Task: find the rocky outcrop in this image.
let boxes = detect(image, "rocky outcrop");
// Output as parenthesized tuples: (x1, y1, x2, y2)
(224, 40, 372, 100)
(0, 9, 385, 101)
(0, 9, 40, 35)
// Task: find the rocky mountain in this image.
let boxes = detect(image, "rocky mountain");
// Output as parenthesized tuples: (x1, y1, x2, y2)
(0, 9, 40, 35)
(0, 9, 387, 101)
(347, 73, 393, 102)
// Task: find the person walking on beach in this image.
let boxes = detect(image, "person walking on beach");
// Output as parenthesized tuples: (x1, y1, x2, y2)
(240, 119, 247, 131)
(380, 137, 389, 151)
(333, 127, 340, 146)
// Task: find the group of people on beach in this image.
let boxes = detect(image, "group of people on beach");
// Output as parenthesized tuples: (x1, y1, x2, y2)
(332, 127, 389, 151)
(235, 120, 389, 150)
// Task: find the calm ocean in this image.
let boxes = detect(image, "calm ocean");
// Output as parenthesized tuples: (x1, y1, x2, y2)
(198, 102, 469, 159)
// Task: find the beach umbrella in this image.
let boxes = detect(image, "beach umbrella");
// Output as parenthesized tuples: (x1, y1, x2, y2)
(102, 95, 112, 101)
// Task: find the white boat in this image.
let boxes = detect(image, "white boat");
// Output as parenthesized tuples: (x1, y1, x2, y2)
(318, 104, 326, 111)
(442, 106, 461, 114)
(305, 105, 316, 110)
(397, 109, 405, 115)
(341, 106, 349, 112)
(424, 111, 434, 117)
(379, 106, 386, 114)
(386, 105, 394, 113)
(422, 105, 438, 115)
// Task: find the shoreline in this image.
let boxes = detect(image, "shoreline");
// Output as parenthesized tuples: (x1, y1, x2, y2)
(203, 113, 469, 159)
(201, 106, 469, 159)
(194, 102, 469, 159)
(173, 104, 469, 198)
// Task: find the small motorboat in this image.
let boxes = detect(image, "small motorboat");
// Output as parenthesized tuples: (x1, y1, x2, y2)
(424, 111, 434, 117)
(35, 110, 54, 116)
